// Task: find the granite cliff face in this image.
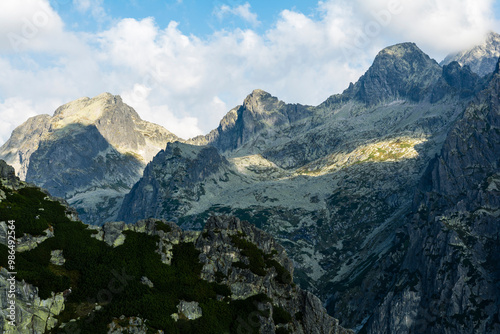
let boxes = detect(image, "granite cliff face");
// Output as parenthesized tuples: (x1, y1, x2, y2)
(0, 93, 180, 224)
(117, 42, 489, 330)
(442, 31, 500, 77)
(364, 60, 500, 333)
(0, 166, 351, 333)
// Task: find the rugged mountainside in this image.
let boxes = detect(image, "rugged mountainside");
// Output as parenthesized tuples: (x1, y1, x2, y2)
(0, 166, 351, 333)
(188, 89, 313, 153)
(342, 42, 442, 104)
(365, 60, 500, 333)
(441, 31, 500, 77)
(0, 93, 180, 224)
(117, 42, 490, 330)
(118, 142, 240, 223)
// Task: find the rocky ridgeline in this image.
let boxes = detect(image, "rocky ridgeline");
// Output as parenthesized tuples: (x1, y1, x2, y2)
(118, 141, 239, 225)
(97, 216, 353, 334)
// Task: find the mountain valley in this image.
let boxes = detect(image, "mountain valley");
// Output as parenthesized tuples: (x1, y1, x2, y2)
(1, 33, 500, 333)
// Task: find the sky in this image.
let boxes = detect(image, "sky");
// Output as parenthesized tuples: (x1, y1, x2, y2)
(0, 0, 499, 143)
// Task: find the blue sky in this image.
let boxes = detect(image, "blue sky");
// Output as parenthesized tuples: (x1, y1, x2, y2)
(0, 0, 499, 143)
(56, 1, 319, 35)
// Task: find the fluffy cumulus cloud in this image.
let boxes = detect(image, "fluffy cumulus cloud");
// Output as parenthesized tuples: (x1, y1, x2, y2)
(0, 0, 498, 144)
(357, 0, 497, 56)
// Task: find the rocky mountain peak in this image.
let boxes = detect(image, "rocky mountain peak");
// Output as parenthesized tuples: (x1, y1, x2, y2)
(188, 89, 312, 153)
(343, 42, 441, 104)
(242, 89, 282, 114)
(52, 92, 140, 130)
(372, 42, 437, 71)
(441, 31, 500, 76)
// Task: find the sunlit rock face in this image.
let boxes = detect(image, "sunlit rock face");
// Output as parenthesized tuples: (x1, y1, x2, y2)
(0, 93, 181, 225)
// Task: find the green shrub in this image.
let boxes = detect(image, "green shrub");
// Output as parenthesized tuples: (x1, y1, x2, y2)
(155, 220, 172, 233)
(273, 305, 292, 325)
(276, 327, 291, 334)
(230, 235, 267, 276)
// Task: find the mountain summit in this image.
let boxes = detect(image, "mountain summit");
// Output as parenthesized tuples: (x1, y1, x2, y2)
(0, 93, 181, 224)
(189, 89, 313, 153)
(441, 31, 500, 76)
(343, 42, 442, 104)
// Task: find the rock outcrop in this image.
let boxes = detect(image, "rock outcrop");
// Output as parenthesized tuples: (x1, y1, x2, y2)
(0, 268, 66, 334)
(196, 215, 353, 334)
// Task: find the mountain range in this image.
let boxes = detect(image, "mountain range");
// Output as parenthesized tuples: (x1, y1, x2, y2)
(1, 32, 500, 333)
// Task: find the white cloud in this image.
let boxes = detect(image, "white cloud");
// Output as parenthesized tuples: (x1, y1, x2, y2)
(0, 98, 40, 143)
(0, 0, 498, 146)
(121, 85, 203, 139)
(0, 0, 67, 53)
(73, 0, 108, 23)
(340, 0, 496, 59)
(215, 2, 260, 27)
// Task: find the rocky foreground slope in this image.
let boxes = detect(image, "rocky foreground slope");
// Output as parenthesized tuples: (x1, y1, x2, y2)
(0, 93, 180, 224)
(0, 160, 351, 333)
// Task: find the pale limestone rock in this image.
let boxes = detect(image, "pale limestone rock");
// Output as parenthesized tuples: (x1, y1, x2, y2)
(176, 300, 202, 320)
(49, 250, 66, 265)
(0, 268, 65, 334)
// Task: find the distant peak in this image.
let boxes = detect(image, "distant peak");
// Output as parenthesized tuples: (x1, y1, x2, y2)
(240, 89, 281, 115)
(441, 31, 500, 76)
(369, 42, 436, 74)
(246, 89, 272, 101)
(342, 42, 440, 104)
(376, 42, 427, 60)
(93, 92, 122, 104)
(485, 31, 500, 42)
(51, 92, 139, 130)
(250, 89, 270, 96)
